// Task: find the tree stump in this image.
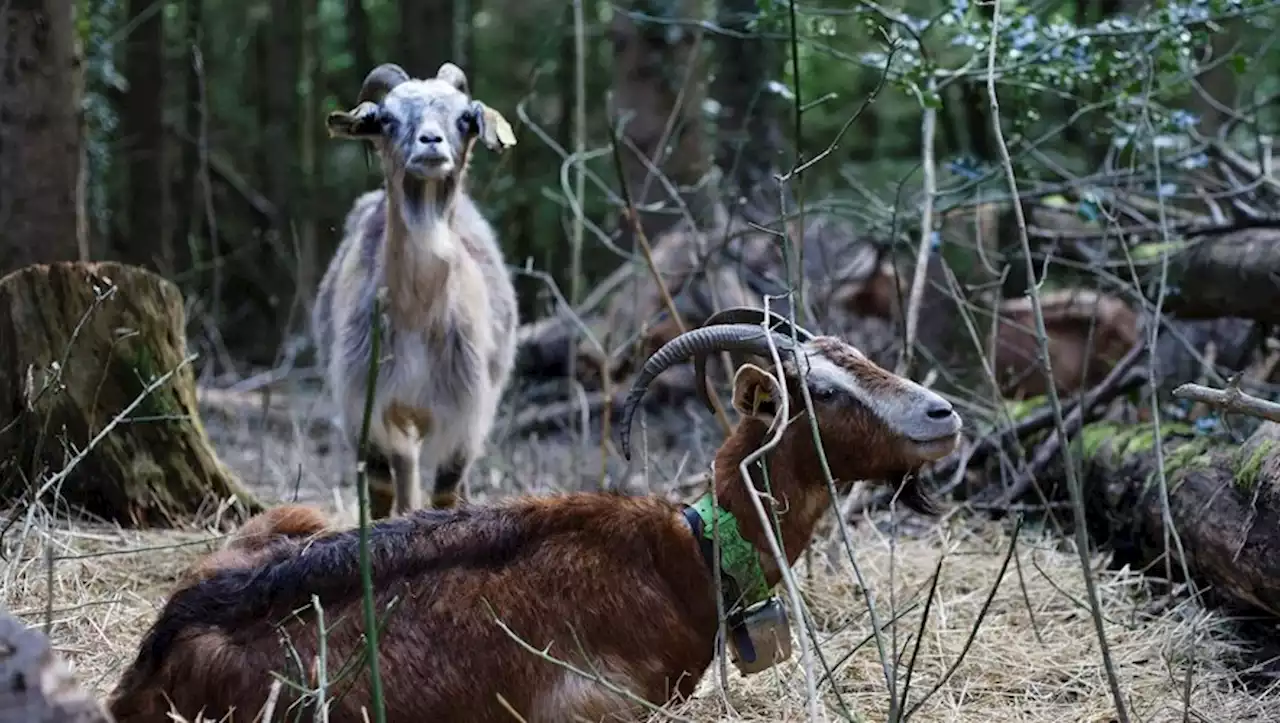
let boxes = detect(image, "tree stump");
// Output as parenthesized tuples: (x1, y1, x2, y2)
(0, 261, 261, 527)
(0, 608, 112, 723)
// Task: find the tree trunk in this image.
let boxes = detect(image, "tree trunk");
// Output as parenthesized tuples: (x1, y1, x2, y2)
(298, 0, 322, 307)
(0, 610, 111, 722)
(0, 261, 262, 528)
(0, 0, 85, 277)
(611, 0, 721, 239)
(175, 0, 203, 276)
(398, 0, 454, 78)
(1077, 419, 1280, 618)
(345, 0, 373, 88)
(120, 0, 169, 272)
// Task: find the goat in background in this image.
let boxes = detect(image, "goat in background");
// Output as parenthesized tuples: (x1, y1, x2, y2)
(312, 61, 519, 517)
(106, 308, 962, 723)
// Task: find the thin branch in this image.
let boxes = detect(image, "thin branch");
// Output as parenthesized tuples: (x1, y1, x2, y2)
(899, 76, 938, 377)
(1173, 382, 1280, 423)
(737, 300, 819, 723)
(984, 2, 1130, 720)
(605, 110, 733, 436)
(27, 353, 198, 505)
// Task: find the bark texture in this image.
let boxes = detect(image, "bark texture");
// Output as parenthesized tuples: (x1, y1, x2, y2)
(1164, 228, 1280, 325)
(0, 0, 85, 276)
(1080, 419, 1280, 617)
(0, 261, 261, 527)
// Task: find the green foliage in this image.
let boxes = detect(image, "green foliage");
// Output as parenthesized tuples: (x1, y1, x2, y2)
(71, 0, 1278, 362)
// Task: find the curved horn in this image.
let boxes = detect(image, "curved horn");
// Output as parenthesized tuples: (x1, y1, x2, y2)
(436, 62, 469, 95)
(618, 324, 801, 460)
(358, 63, 411, 105)
(701, 306, 816, 341)
(692, 307, 816, 415)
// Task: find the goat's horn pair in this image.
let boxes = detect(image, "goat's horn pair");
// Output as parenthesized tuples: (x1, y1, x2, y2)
(358, 63, 410, 105)
(618, 323, 802, 460)
(692, 307, 816, 415)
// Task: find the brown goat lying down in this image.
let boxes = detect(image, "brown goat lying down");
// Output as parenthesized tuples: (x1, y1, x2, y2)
(107, 308, 962, 723)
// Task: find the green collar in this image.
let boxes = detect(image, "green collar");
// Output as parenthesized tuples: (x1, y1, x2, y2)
(685, 493, 770, 609)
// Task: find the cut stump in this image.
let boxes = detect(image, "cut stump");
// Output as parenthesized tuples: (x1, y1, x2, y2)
(0, 261, 261, 527)
(0, 608, 112, 722)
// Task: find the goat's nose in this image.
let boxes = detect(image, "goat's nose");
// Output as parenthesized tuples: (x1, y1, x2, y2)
(418, 133, 443, 145)
(925, 400, 954, 420)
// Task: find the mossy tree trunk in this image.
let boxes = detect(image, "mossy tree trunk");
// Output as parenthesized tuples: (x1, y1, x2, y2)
(0, 261, 261, 528)
(1074, 419, 1280, 617)
(0, 609, 112, 721)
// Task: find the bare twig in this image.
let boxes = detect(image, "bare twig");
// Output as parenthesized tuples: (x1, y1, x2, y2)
(1173, 381, 1280, 423)
(735, 299, 819, 722)
(27, 353, 198, 506)
(899, 76, 938, 377)
(997, 344, 1148, 506)
(985, 2, 1130, 720)
(486, 602, 694, 722)
(605, 111, 733, 436)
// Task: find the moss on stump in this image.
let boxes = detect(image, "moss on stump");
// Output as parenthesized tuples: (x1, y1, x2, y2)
(0, 261, 261, 527)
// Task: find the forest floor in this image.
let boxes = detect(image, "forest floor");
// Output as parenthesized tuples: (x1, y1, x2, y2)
(3, 383, 1279, 721)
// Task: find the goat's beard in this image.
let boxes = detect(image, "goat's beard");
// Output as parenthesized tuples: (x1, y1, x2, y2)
(884, 470, 937, 516)
(397, 174, 458, 217)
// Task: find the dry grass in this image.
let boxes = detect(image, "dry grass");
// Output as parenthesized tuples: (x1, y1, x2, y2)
(663, 521, 1279, 722)
(2, 386, 1278, 721)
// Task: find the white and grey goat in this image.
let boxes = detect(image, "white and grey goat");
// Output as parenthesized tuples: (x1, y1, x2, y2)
(313, 62, 519, 517)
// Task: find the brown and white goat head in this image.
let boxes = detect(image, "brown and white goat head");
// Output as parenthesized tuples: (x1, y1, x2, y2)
(619, 307, 962, 512)
(326, 62, 515, 182)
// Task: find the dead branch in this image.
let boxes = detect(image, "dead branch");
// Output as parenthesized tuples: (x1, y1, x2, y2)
(1173, 381, 1280, 423)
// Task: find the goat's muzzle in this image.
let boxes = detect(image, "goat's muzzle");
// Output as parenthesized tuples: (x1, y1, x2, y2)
(618, 323, 801, 460)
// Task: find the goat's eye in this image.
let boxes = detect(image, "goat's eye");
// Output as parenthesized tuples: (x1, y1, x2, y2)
(457, 110, 477, 136)
(815, 387, 837, 402)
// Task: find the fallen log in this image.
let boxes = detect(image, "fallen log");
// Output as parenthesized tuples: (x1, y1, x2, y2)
(1076, 418, 1280, 617)
(1163, 226, 1280, 325)
(0, 607, 112, 722)
(0, 261, 261, 527)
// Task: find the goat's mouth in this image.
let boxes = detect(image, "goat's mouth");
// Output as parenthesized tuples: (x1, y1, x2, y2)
(905, 431, 962, 461)
(406, 157, 454, 179)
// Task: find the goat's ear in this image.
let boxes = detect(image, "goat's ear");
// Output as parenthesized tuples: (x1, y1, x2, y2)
(731, 363, 781, 425)
(471, 101, 517, 151)
(326, 101, 382, 139)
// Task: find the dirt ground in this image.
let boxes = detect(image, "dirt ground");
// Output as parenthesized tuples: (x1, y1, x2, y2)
(3, 383, 1279, 721)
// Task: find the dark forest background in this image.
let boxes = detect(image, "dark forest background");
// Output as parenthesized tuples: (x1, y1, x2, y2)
(2, 0, 1277, 396)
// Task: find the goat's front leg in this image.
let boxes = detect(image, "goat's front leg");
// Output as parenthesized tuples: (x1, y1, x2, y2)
(431, 451, 473, 508)
(365, 447, 397, 520)
(389, 446, 423, 515)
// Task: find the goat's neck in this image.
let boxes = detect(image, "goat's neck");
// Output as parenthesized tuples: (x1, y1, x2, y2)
(381, 172, 462, 324)
(711, 418, 834, 590)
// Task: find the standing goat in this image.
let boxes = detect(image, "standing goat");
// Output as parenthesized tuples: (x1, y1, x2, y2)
(312, 62, 519, 517)
(107, 308, 962, 723)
